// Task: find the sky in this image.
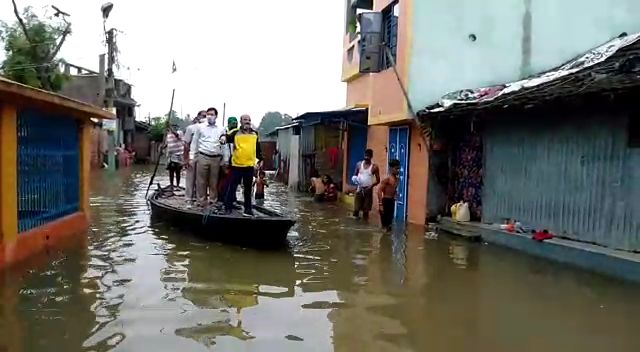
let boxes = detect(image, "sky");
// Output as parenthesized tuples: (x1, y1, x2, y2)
(0, 0, 347, 123)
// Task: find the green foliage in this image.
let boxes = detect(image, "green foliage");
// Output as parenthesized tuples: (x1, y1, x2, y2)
(0, 7, 71, 91)
(150, 117, 167, 142)
(149, 111, 190, 142)
(257, 111, 293, 137)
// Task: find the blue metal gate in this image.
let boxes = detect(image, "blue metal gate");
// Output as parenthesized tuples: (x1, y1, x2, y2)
(17, 109, 80, 233)
(388, 126, 409, 222)
(347, 124, 368, 184)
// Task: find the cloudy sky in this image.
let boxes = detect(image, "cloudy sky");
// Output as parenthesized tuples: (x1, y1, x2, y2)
(1, 0, 347, 122)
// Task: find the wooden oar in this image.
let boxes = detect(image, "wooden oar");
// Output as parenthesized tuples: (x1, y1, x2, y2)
(145, 88, 176, 198)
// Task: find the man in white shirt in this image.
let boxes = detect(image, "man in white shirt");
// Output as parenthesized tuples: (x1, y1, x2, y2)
(183, 110, 206, 201)
(190, 107, 225, 206)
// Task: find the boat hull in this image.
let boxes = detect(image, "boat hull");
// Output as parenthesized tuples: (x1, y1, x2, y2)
(148, 192, 295, 248)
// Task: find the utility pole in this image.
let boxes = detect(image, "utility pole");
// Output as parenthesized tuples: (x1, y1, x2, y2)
(222, 102, 226, 128)
(103, 3, 117, 171)
(105, 28, 117, 171)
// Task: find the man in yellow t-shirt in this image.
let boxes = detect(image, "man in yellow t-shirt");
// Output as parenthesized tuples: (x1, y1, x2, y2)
(222, 114, 263, 216)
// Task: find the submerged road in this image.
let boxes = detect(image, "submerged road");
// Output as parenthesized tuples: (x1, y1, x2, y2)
(1, 166, 639, 352)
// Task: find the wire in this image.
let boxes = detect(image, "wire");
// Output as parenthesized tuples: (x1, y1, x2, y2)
(1, 63, 56, 71)
(0, 40, 58, 48)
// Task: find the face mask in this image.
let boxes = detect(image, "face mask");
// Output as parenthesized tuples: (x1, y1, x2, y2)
(207, 115, 216, 124)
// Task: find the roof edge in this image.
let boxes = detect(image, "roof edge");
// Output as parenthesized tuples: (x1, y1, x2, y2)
(0, 76, 115, 120)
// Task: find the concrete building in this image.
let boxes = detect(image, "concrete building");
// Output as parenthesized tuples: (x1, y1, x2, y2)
(60, 61, 137, 150)
(342, 0, 640, 227)
(342, 0, 427, 225)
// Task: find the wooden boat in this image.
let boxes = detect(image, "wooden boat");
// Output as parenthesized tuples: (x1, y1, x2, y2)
(148, 186, 296, 247)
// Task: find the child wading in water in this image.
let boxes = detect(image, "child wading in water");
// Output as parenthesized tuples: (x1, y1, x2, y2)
(378, 159, 401, 232)
(254, 170, 268, 200)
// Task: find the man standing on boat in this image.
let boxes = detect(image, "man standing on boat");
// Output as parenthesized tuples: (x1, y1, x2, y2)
(190, 107, 226, 206)
(163, 123, 185, 190)
(219, 116, 239, 202)
(222, 114, 263, 216)
(184, 110, 206, 202)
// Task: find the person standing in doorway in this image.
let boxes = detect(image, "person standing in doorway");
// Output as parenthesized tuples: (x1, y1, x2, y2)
(163, 124, 184, 190)
(184, 110, 206, 202)
(223, 114, 263, 216)
(352, 148, 380, 220)
(378, 159, 400, 232)
(190, 107, 225, 206)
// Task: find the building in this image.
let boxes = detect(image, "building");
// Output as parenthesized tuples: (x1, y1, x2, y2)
(60, 60, 137, 151)
(342, 0, 640, 226)
(0, 76, 115, 269)
(421, 34, 640, 255)
(270, 123, 300, 187)
(294, 109, 367, 192)
(342, 0, 428, 225)
(133, 121, 152, 163)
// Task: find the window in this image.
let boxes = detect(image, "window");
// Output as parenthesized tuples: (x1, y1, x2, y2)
(382, 1, 399, 70)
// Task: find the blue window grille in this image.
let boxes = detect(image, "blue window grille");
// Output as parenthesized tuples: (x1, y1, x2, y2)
(382, 1, 399, 70)
(17, 109, 80, 233)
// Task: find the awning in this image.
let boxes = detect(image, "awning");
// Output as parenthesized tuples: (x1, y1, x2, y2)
(294, 107, 367, 127)
(417, 32, 640, 119)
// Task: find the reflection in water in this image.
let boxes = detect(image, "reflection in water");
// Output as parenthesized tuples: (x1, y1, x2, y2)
(1, 166, 640, 352)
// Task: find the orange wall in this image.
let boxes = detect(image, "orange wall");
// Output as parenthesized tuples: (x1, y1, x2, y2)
(407, 124, 427, 225)
(368, 0, 412, 125)
(366, 125, 389, 211)
(346, 74, 371, 107)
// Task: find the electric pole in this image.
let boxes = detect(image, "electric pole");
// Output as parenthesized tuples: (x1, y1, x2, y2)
(102, 3, 117, 171)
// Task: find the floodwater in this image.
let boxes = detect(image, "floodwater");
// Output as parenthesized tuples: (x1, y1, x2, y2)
(1, 166, 640, 352)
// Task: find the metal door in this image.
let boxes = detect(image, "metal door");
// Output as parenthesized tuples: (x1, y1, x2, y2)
(388, 126, 409, 222)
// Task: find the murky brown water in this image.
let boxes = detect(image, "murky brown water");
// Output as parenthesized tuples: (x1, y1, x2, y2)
(2, 166, 640, 352)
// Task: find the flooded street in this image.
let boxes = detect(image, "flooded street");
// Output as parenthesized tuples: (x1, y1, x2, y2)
(1, 166, 640, 352)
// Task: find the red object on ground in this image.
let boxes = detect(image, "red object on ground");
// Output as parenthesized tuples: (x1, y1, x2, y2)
(532, 230, 554, 242)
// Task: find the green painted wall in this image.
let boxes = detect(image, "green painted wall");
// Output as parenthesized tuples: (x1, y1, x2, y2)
(407, 0, 640, 110)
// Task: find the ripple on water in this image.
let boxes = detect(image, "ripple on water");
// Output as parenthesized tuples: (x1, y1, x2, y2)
(5, 168, 639, 352)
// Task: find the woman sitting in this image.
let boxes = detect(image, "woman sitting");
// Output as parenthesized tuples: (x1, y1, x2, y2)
(323, 175, 338, 202)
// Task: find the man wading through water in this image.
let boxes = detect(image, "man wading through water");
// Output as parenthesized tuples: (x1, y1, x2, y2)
(222, 115, 263, 216)
(352, 148, 380, 220)
(190, 107, 225, 207)
(183, 110, 206, 202)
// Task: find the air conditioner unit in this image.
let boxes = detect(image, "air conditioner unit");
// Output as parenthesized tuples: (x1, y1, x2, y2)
(357, 12, 383, 73)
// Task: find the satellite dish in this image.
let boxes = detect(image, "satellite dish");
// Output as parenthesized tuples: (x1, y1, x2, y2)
(101, 3, 114, 20)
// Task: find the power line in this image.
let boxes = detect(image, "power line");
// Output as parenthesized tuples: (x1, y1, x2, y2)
(4, 40, 59, 48)
(1, 63, 57, 72)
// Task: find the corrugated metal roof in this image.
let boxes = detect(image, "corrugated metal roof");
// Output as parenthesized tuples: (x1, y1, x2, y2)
(417, 32, 640, 120)
(294, 108, 367, 126)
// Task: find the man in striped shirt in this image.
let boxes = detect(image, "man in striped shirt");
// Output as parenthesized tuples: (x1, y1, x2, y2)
(164, 124, 185, 190)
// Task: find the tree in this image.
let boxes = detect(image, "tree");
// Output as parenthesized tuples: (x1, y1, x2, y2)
(149, 117, 167, 142)
(149, 111, 191, 142)
(0, 2, 72, 91)
(257, 111, 293, 137)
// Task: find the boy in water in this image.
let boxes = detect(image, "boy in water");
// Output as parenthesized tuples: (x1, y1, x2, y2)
(309, 170, 326, 202)
(254, 170, 268, 200)
(378, 159, 401, 232)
